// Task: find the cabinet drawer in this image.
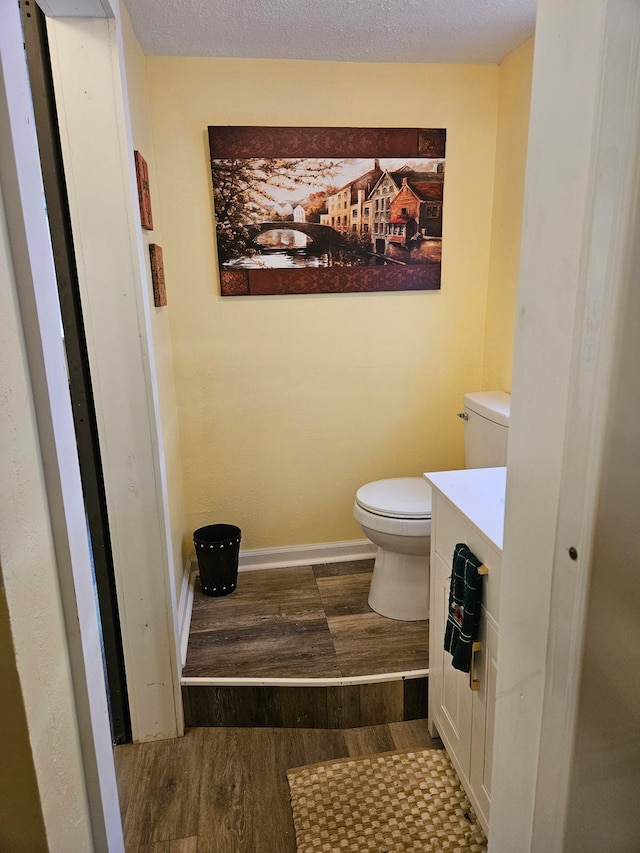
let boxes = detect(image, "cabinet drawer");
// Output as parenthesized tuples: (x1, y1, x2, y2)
(432, 494, 502, 623)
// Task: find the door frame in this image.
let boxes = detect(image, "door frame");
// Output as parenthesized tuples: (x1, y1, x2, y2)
(44, 6, 184, 744)
(21, 0, 131, 746)
(0, 2, 124, 848)
(492, 1, 640, 849)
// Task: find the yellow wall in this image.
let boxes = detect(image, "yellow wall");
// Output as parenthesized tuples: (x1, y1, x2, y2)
(483, 38, 534, 391)
(146, 57, 517, 551)
(0, 585, 48, 853)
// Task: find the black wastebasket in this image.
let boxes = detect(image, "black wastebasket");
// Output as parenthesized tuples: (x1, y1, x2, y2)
(193, 524, 241, 597)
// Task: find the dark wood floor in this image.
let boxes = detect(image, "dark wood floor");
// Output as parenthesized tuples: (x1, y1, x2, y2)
(183, 560, 429, 679)
(114, 719, 442, 853)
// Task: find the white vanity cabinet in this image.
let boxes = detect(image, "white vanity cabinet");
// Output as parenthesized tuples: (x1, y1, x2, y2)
(424, 467, 505, 836)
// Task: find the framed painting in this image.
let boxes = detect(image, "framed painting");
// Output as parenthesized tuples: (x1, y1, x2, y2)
(134, 150, 153, 230)
(149, 243, 167, 307)
(208, 126, 446, 296)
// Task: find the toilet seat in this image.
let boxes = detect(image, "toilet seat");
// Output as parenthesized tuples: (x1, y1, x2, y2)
(355, 478, 432, 520)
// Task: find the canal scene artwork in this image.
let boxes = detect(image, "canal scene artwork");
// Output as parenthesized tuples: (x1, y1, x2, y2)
(208, 126, 446, 296)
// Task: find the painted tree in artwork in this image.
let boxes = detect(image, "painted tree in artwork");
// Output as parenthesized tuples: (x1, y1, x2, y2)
(304, 188, 338, 223)
(211, 157, 342, 262)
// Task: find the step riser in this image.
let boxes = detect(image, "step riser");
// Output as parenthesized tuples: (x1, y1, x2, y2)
(183, 677, 428, 728)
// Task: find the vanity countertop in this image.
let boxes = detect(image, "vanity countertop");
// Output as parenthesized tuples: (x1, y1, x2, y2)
(423, 466, 506, 552)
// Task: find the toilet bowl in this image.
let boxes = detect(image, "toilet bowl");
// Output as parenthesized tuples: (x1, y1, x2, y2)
(353, 477, 431, 621)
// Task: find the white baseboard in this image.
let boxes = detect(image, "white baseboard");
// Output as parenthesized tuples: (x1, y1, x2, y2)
(188, 540, 376, 573)
(177, 559, 196, 669)
(237, 539, 376, 571)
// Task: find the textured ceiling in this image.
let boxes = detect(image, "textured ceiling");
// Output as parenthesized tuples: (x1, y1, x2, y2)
(124, 0, 536, 64)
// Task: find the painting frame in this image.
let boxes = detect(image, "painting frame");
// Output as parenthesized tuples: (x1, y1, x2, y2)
(208, 126, 446, 297)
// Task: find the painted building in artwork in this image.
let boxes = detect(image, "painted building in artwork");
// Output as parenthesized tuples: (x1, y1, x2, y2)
(326, 184, 350, 231)
(325, 159, 382, 234)
(387, 172, 444, 248)
(270, 200, 308, 222)
(368, 170, 401, 253)
(271, 201, 295, 218)
(321, 160, 444, 254)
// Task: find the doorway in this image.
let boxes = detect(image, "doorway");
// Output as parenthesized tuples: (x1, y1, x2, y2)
(20, 1, 131, 744)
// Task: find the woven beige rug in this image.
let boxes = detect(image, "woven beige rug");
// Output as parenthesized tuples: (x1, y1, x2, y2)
(287, 748, 487, 852)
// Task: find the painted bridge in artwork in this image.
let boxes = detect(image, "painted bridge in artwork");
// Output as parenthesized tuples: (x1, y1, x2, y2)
(250, 221, 347, 249)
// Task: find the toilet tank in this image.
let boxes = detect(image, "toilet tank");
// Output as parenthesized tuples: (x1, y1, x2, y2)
(462, 391, 511, 468)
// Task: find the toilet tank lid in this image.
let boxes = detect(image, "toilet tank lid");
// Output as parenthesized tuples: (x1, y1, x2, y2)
(356, 478, 432, 519)
(464, 391, 511, 426)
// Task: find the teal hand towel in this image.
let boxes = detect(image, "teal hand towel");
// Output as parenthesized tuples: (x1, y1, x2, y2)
(444, 543, 483, 673)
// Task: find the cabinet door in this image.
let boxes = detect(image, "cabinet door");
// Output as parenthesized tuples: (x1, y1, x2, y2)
(469, 609, 499, 831)
(429, 551, 472, 784)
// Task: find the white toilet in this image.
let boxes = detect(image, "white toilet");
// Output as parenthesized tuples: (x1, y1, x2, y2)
(354, 391, 511, 621)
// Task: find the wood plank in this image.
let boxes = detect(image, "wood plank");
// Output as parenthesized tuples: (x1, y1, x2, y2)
(189, 567, 323, 634)
(325, 685, 361, 729)
(195, 728, 257, 853)
(183, 615, 340, 678)
(137, 838, 198, 853)
(118, 729, 203, 849)
(388, 717, 443, 752)
(196, 727, 348, 852)
(343, 722, 395, 757)
(113, 741, 139, 827)
(312, 559, 374, 578)
(277, 726, 350, 773)
(358, 681, 405, 726)
(314, 571, 373, 617)
(184, 686, 283, 728)
(327, 611, 429, 676)
(404, 676, 429, 720)
(181, 686, 192, 725)
(278, 687, 328, 728)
